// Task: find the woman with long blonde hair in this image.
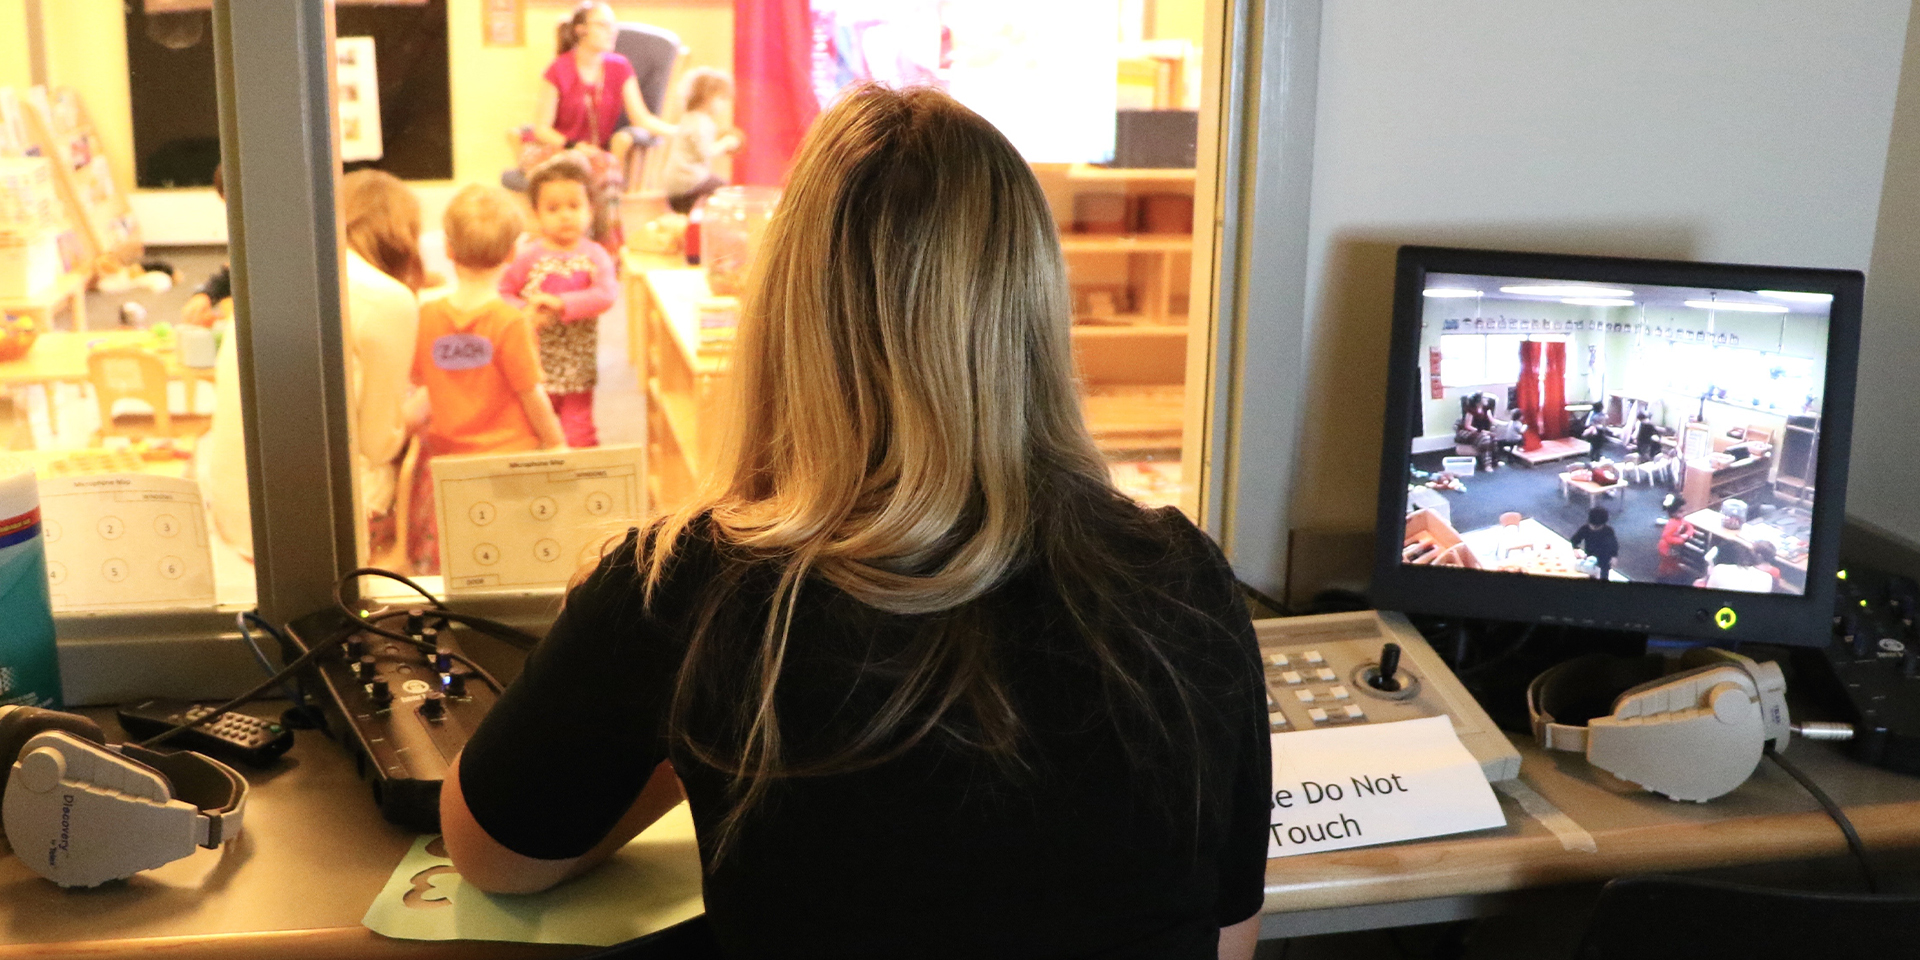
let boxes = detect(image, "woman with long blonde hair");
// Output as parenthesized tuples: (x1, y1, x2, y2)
(443, 86, 1268, 960)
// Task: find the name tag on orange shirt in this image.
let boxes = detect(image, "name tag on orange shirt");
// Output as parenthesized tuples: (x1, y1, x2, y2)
(433, 333, 493, 371)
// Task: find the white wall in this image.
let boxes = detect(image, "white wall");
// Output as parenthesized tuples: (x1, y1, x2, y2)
(1286, 0, 1912, 539)
(1857, 6, 1920, 549)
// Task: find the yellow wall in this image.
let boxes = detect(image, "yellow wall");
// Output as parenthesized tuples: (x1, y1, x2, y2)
(0, 0, 31, 92)
(1150, 0, 1204, 45)
(37, 0, 136, 196)
(448, 0, 733, 186)
(25, 0, 732, 199)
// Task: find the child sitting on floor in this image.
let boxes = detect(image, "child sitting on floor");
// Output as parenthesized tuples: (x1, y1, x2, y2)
(408, 183, 567, 572)
(661, 67, 744, 214)
(500, 155, 617, 449)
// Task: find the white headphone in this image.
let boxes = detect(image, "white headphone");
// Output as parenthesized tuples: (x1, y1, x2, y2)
(0, 705, 249, 887)
(1527, 648, 1789, 802)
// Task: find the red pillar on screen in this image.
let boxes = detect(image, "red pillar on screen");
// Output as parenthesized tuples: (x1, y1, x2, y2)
(733, 0, 819, 187)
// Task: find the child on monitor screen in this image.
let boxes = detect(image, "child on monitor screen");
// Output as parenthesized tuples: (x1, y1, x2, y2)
(1656, 494, 1700, 584)
(1569, 506, 1619, 581)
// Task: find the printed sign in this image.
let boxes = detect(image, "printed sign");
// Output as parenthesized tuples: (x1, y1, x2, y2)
(1268, 715, 1506, 858)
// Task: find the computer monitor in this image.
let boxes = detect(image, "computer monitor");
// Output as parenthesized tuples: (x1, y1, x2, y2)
(1371, 245, 1862, 647)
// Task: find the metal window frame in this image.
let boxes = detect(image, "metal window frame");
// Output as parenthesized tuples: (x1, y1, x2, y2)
(59, 0, 1316, 703)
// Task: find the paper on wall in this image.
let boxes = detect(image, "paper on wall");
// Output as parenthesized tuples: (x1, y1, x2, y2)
(1268, 715, 1506, 858)
(361, 802, 704, 946)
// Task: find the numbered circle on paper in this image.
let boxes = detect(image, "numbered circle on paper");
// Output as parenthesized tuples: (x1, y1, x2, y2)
(468, 501, 497, 526)
(584, 491, 613, 516)
(529, 496, 558, 521)
(97, 516, 125, 540)
(101, 558, 129, 583)
(46, 561, 66, 585)
(473, 543, 500, 566)
(157, 556, 185, 580)
(154, 514, 182, 538)
(43, 520, 61, 544)
(533, 538, 562, 563)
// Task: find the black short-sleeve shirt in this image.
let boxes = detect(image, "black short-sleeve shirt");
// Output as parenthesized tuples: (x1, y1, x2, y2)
(460, 508, 1270, 958)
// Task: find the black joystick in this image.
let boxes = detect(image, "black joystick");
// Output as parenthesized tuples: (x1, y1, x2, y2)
(1369, 643, 1402, 692)
(420, 692, 446, 721)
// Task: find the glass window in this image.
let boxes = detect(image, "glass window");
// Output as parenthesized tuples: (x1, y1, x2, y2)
(1, 1, 257, 618)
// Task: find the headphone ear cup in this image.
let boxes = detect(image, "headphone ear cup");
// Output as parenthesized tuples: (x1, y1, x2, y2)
(0, 706, 107, 801)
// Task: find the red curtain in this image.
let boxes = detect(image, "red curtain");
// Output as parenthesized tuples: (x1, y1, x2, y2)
(733, 0, 819, 186)
(1517, 341, 1542, 447)
(1542, 341, 1568, 440)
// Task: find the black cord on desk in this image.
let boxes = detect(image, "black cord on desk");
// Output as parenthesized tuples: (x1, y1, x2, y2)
(1766, 745, 1879, 894)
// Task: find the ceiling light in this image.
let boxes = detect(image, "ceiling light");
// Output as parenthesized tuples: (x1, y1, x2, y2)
(1422, 287, 1483, 298)
(1561, 298, 1635, 307)
(1683, 299, 1788, 313)
(1757, 290, 1833, 303)
(1500, 284, 1635, 298)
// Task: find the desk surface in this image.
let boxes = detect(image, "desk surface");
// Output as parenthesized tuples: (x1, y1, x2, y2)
(0, 329, 209, 386)
(5, 708, 1919, 957)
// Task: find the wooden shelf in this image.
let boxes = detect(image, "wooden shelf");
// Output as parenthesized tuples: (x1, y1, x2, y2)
(1065, 164, 1196, 182)
(1059, 233, 1194, 254)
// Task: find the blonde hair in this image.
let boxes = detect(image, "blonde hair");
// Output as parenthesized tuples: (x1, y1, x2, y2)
(441, 184, 524, 270)
(645, 86, 1207, 858)
(341, 169, 425, 291)
(682, 67, 734, 114)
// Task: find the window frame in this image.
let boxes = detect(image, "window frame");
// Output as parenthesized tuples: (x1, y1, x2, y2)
(65, 0, 1307, 702)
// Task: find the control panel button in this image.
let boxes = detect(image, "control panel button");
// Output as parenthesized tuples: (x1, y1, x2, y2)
(1307, 707, 1330, 724)
(1280, 670, 1303, 685)
(1327, 685, 1350, 700)
(1293, 689, 1316, 704)
(1301, 649, 1325, 665)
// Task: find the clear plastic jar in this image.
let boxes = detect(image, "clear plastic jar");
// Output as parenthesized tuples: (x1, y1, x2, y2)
(700, 186, 780, 297)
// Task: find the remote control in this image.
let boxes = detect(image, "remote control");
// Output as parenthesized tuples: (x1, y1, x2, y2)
(115, 698, 295, 767)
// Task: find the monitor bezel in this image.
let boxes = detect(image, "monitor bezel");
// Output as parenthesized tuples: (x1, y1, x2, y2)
(1370, 245, 1861, 647)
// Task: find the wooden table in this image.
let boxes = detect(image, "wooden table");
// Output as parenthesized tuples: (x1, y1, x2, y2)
(6, 704, 1917, 955)
(1558, 471, 1626, 508)
(0, 328, 214, 425)
(1687, 507, 1811, 574)
(0, 267, 89, 333)
(1258, 731, 1920, 938)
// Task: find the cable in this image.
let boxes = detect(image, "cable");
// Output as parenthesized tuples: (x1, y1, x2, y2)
(235, 611, 305, 705)
(334, 568, 506, 694)
(339, 566, 447, 610)
(137, 616, 355, 749)
(1766, 745, 1879, 894)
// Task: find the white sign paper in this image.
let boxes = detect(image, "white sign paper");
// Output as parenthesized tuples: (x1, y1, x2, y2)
(39, 474, 214, 612)
(432, 444, 643, 595)
(1268, 716, 1506, 858)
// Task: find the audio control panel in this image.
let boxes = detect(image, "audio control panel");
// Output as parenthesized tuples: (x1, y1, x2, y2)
(286, 607, 502, 832)
(1803, 568, 1920, 775)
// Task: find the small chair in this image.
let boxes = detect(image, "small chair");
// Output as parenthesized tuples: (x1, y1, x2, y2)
(1497, 511, 1534, 559)
(88, 346, 208, 442)
(1575, 874, 1920, 960)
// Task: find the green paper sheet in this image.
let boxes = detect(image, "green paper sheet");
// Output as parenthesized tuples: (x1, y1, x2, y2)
(361, 802, 704, 947)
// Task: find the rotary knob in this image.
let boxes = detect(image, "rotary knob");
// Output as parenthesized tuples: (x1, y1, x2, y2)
(420, 692, 446, 721)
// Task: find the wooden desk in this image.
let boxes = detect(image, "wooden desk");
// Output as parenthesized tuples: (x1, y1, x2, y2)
(0, 267, 89, 333)
(0, 329, 214, 425)
(0, 706, 616, 960)
(1688, 507, 1811, 575)
(5, 708, 1919, 954)
(1258, 732, 1920, 938)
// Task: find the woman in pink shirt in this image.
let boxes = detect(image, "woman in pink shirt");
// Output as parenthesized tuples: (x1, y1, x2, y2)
(534, 2, 675, 158)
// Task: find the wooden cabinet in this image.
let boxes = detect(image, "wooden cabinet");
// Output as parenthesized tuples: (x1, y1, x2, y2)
(1682, 455, 1772, 512)
(624, 262, 727, 514)
(1033, 164, 1196, 456)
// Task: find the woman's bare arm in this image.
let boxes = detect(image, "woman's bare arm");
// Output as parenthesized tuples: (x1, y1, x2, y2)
(621, 76, 678, 139)
(533, 83, 566, 146)
(440, 754, 685, 894)
(1218, 915, 1259, 960)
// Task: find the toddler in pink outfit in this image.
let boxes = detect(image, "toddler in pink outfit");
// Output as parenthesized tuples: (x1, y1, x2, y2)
(501, 154, 617, 447)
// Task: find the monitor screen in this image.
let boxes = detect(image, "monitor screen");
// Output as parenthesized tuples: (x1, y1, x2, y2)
(1372, 246, 1863, 646)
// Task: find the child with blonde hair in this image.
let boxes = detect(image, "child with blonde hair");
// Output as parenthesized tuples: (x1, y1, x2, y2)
(500, 155, 617, 448)
(661, 67, 744, 214)
(407, 183, 567, 571)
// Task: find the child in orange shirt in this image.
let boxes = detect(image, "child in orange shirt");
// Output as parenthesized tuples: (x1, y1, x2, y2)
(406, 184, 566, 571)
